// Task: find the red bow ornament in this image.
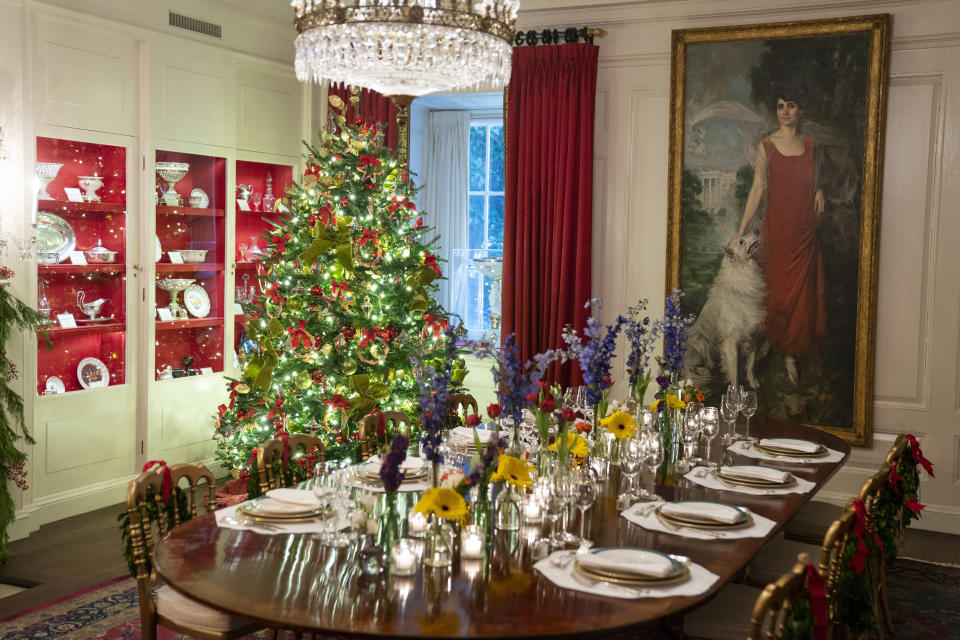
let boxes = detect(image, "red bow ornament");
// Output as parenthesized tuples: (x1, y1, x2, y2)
(266, 395, 284, 420)
(422, 313, 448, 339)
(423, 253, 442, 277)
(330, 281, 351, 299)
(286, 320, 313, 349)
(142, 460, 173, 503)
(359, 327, 391, 348)
(905, 434, 935, 477)
(358, 154, 381, 167)
(358, 229, 380, 247)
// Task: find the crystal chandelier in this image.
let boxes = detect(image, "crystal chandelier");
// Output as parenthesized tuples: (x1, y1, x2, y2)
(291, 0, 519, 97)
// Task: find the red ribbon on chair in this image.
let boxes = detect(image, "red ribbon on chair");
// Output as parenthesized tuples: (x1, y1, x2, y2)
(889, 463, 926, 513)
(142, 460, 173, 503)
(806, 564, 829, 640)
(275, 429, 290, 467)
(849, 499, 884, 574)
(905, 434, 935, 477)
(370, 408, 386, 442)
(248, 450, 258, 470)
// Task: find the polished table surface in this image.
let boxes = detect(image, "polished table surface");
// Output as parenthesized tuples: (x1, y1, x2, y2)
(155, 420, 849, 639)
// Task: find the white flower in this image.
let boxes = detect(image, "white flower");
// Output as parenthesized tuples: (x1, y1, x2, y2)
(439, 470, 465, 489)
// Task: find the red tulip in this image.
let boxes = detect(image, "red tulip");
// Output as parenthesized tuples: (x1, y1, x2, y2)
(465, 414, 481, 427)
(486, 403, 501, 419)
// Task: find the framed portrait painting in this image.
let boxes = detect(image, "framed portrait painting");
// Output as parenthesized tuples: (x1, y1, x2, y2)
(666, 15, 890, 445)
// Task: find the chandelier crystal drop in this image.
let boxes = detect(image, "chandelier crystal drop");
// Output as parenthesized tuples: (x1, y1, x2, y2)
(291, 0, 519, 97)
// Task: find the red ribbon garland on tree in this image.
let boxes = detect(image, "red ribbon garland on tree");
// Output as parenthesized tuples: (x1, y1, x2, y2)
(330, 281, 351, 298)
(358, 229, 380, 247)
(266, 395, 284, 420)
(287, 320, 313, 349)
(422, 313, 448, 339)
(142, 460, 173, 503)
(805, 564, 829, 640)
(849, 499, 884, 574)
(324, 394, 350, 412)
(905, 434, 935, 477)
(359, 327, 392, 348)
(358, 154, 381, 167)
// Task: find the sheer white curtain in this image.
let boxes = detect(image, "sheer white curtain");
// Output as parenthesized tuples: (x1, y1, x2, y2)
(418, 110, 469, 313)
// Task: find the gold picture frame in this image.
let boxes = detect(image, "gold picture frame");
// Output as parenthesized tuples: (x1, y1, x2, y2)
(666, 15, 890, 445)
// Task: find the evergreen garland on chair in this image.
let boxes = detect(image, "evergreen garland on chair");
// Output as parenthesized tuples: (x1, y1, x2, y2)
(0, 281, 49, 563)
(117, 486, 190, 578)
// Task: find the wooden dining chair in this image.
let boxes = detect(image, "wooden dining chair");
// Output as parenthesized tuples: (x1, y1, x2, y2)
(255, 432, 325, 494)
(358, 410, 412, 460)
(449, 393, 479, 423)
(685, 553, 815, 640)
(125, 463, 274, 640)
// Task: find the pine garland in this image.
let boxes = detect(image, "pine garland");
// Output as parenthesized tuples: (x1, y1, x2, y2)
(0, 286, 49, 563)
(779, 597, 815, 640)
(834, 534, 878, 636)
(116, 486, 190, 578)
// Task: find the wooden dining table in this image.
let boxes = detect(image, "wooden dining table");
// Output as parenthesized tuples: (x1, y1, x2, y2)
(154, 419, 850, 639)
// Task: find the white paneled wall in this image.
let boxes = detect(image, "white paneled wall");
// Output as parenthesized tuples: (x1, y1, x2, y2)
(520, 0, 960, 532)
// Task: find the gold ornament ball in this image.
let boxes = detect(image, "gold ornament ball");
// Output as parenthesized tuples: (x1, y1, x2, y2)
(295, 371, 312, 390)
(341, 357, 359, 376)
(321, 343, 333, 356)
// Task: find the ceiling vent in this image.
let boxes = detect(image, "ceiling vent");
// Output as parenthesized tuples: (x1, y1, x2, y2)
(168, 11, 222, 39)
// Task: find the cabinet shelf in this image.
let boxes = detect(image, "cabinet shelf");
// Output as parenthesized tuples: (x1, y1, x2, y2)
(156, 205, 224, 217)
(39, 322, 125, 337)
(39, 263, 125, 275)
(156, 263, 224, 273)
(155, 316, 223, 331)
(37, 199, 126, 214)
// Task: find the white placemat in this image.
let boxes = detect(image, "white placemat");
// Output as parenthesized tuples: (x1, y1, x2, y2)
(215, 503, 349, 535)
(534, 550, 719, 600)
(728, 439, 844, 464)
(621, 500, 777, 540)
(685, 466, 815, 495)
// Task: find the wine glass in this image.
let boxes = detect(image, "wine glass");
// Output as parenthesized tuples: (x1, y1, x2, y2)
(618, 439, 641, 501)
(641, 431, 663, 498)
(639, 408, 657, 432)
(575, 471, 597, 543)
(544, 477, 569, 548)
(681, 408, 702, 470)
(721, 392, 740, 443)
(700, 407, 719, 467)
(741, 390, 758, 441)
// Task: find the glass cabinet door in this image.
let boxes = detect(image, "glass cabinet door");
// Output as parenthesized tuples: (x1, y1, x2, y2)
(154, 150, 226, 379)
(233, 160, 292, 362)
(36, 136, 127, 394)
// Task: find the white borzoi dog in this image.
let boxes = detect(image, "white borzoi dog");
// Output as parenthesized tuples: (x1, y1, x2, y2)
(682, 230, 766, 390)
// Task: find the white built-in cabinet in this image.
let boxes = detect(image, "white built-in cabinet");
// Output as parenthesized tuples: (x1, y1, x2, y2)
(17, 6, 309, 535)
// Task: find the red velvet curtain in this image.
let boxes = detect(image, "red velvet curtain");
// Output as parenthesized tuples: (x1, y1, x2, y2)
(502, 43, 598, 387)
(327, 85, 399, 152)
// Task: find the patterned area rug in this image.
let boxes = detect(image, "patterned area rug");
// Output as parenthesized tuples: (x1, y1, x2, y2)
(0, 559, 956, 639)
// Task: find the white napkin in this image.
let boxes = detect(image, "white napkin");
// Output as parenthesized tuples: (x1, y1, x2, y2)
(759, 438, 821, 454)
(363, 455, 425, 473)
(659, 501, 745, 525)
(685, 466, 815, 496)
(534, 551, 719, 600)
(621, 501, 777, 540)
(254, 497, 318, 515)
(265, 488, 322, 507)
(719, 465, 792, 484)
(576, 548, 676, 579)
(728, 439, 845, 464)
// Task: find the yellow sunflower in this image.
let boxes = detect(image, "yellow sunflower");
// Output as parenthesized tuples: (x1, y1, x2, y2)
(414, 487, 468, 522)
(548, 432, 589, 458)
(491, 454, 535, 488)
(600, 410, 637, 440)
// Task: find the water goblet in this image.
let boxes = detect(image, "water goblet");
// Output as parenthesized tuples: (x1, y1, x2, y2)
(721, 392, 740, 443)
(741, 390, 758, 441)
(640, 408, 657, 432)
(575, 472, 597, 543)
(544, 480, 567, 548)
(700, 407, 719, 467)
(618, 439, 642, 502)
(641, 430, 663, 497)
(681, 410, 702, 471)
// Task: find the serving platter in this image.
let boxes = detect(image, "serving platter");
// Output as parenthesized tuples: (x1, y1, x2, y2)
(37, 211, 77, 263)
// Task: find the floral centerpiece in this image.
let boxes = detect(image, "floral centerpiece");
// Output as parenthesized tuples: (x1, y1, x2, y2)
(376, 434, 408, 556)
(652, 289, 695, 477)
(625, 298, 659, 415)
(562, 299, 626, 431)
(600, 410, 637, 441)
(491, 451, 535, 532)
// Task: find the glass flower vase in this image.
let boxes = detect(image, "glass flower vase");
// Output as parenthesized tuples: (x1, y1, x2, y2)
(377, 492, 400, 556)
(423, 515, 454, 567)
(473, 486, 494, 548)
(494, 483, 522, 531)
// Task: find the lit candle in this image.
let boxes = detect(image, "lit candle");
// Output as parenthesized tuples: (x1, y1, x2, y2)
(392, 539, 418, 576)
(408, 511, 427, 538)
(523, 497, 542, 524)
(461, 525, 484, 559)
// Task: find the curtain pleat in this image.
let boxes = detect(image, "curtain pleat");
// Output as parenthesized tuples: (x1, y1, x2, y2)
(503, 43, 598, 387)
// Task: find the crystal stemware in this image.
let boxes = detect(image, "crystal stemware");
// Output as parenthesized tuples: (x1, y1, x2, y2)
(700, 407, 719, 467)
(721, 391, 740, 443)
(741, 390, 758, 441)
(574, 471, 597, 543)
(618, 439, 641, 503)
(641, 430, 663, 498)
(681, 408, 702, 470)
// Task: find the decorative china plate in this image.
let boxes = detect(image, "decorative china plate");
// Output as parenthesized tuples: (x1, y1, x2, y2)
(37, 212, 77, 263)
(45, 376, 65, 394)
(77, 357, 109, 389)
(183, 284, 211, 318)
(189, 188, 210, 208)
(155, 235, 162, 262)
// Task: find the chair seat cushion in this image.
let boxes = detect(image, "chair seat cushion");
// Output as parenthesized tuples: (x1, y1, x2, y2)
(782, 499, 843, 544)
(746, 534, 820, 585)
(156, 584, 253, 633)
(684, 583, 761, 640)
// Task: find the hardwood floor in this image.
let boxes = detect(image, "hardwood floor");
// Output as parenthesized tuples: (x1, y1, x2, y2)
(0, 500, 957, 620)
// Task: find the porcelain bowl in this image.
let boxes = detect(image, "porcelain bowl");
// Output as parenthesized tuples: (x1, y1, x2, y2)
(178, 249, 207, 263)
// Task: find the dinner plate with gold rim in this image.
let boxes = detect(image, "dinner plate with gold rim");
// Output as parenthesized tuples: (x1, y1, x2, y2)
(238, 498, 329, 521)
(754, 440, 828, 457)
(573, 560, 691, 586)
(712, 469, 796, 488)
(655, 501, 752, 528)
(362, 466, 428, 480)
(576, 548, 685, 581)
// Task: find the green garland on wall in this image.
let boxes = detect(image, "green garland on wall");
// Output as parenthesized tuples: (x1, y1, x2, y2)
(0, 282, 49, 563)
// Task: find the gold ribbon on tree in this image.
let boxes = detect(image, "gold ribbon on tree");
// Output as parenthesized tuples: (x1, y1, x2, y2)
(243, 317, 285, 393)
(348, 374, 391, 419)
(406, 265, 439, 315)
(297, 219, 355, 276)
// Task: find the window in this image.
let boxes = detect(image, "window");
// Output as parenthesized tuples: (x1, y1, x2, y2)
(454, 119, 504, 339)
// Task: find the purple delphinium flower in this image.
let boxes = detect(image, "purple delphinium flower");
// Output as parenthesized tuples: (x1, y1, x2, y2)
(379, 434, 409, 492)
(575, 300, 627, 408)
(655, 289, 696, 376)
(413, 326, 459, 463)
(626, 298, 659, 388)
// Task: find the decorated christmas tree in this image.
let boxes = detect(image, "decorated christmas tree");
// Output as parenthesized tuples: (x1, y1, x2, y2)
(214, 92, 457, 471)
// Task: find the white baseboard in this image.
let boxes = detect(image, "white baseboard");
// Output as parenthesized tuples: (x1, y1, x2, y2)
(814, 490, 960, 535)
(10, 474, 134, 541)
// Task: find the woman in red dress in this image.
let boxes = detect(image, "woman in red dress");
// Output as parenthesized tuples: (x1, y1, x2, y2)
(732, 90, 826, 385)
